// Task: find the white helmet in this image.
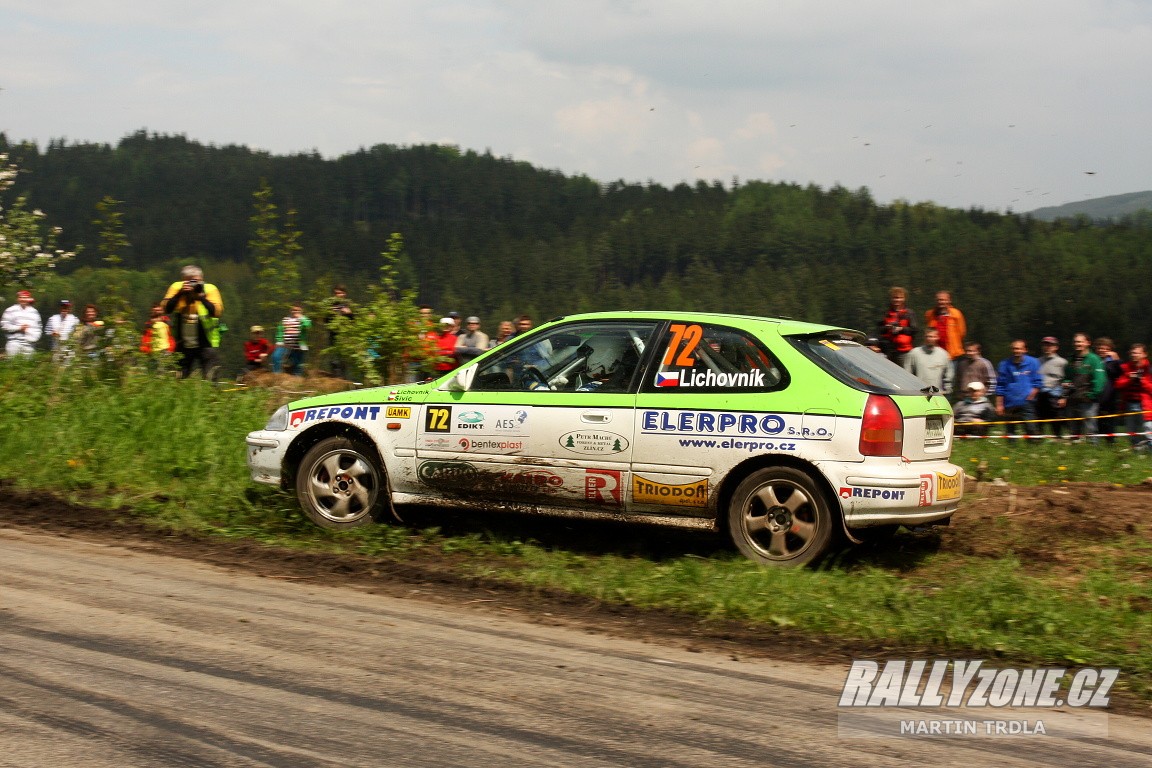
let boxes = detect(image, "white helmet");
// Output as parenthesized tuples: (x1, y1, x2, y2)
(584, 335, 634, 379)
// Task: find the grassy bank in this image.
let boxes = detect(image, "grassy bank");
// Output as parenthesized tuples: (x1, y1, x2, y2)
(1, 359, 1149, 705)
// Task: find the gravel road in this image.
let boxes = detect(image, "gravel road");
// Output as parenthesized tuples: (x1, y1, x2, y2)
(3, 526, 1151, 767)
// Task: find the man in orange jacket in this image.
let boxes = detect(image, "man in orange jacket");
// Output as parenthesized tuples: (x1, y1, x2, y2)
(924, 290, 967, 360)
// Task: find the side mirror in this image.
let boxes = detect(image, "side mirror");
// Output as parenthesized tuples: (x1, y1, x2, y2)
(447, 365, 477, 391)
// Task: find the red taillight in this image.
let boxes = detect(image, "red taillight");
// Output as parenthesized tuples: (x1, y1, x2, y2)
(859, 394, 903, 456)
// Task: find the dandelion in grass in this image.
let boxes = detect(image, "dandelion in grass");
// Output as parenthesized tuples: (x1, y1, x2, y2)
(1058, 466, 1067, 471)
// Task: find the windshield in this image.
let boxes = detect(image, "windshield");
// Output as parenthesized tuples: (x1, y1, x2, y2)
(788, 332, 936, 396)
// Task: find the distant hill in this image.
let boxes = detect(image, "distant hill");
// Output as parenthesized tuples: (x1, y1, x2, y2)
(1028, 191, 1152, 222)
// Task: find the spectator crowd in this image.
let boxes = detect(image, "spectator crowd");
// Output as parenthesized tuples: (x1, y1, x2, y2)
(878, 288, 1152, 448)
(4, 270, 1150, 448)
(0, 265, 533, 385)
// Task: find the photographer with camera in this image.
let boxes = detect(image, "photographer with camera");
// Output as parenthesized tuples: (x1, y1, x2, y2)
(162, 265, 224, 380)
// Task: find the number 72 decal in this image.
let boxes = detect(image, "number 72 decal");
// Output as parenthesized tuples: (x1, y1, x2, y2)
(662, 323, 703, 367)
(425, 406, 452, 433)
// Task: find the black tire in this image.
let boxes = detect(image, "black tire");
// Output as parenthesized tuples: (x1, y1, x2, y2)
(295, 437, 385, 530)
(727, 467, 834, 566)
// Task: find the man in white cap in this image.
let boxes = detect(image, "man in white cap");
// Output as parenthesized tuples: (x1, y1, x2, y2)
(2, 290, 43, 357)
(954, 381, 996, 437)
(432, 317, 459, 373)
(455, 316, 490, 364)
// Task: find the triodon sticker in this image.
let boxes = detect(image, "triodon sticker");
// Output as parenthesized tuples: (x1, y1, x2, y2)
(632, 477, 708, 507)
(917, 471, 963, 506)
(289, 405, 381, 429)
(640, 410, 834, 440)
(935, 471, 963, 501)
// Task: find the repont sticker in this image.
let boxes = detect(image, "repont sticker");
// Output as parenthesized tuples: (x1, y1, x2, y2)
(289, 405, 382, 428)
(839, 486, 908, 501)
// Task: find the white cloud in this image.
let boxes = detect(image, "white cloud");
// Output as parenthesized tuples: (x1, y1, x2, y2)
(0, 1, 1149, 209)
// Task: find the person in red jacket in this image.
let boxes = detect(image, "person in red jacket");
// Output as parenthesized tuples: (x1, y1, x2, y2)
(433, 317, 459, 373)
(243, 325, 274, 373)
(1115, 343, 1152, 449)
(877, 286, 917, 365)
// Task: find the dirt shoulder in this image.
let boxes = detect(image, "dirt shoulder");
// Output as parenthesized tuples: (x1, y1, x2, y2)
(2, 479, 1149, 716)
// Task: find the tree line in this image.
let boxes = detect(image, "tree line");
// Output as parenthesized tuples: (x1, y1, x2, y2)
(3, 129, 1151, 373)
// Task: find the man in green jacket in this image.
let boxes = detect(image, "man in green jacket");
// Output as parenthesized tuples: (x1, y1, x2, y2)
(1060, 332, 1107, 442)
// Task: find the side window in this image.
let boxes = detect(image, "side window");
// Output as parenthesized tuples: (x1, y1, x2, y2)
(471, 321, 658, 393)
(642, 322, 786, 393)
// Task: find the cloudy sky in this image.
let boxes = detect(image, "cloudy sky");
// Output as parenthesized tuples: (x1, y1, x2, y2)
(1, 1, 1149, 212)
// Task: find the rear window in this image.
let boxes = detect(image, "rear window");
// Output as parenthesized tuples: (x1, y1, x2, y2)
(788, 332, 937, 396)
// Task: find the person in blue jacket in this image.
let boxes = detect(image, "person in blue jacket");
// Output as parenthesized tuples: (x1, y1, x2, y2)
(995, 339, 1043, 439)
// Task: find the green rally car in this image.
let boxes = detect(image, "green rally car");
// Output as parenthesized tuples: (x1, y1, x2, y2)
(246, 312, 963, 566)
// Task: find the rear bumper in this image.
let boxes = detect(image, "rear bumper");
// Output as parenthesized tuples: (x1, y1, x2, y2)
(823, 459, 964, 528)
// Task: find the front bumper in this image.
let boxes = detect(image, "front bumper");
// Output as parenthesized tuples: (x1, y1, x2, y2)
(246, 430, 285, 486)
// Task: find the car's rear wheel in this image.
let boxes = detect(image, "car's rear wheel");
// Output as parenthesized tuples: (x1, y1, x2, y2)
(727, 467, 834, 566)
(295, 437, 385, 529)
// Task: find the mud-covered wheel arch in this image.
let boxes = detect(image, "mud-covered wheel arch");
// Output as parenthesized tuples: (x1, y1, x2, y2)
(282, 423, 382, 488)
(714, 456, 843, 548)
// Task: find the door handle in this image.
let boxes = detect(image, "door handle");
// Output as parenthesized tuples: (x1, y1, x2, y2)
(581, 411, 611, 424)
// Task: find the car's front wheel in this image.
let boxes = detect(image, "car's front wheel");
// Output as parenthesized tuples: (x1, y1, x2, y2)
(295, 437, 385, 529)
(727, 467, 834, 566)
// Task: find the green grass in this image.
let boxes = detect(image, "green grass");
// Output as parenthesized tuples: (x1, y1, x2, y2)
(1, 357, 1150, 705)
(951, 437, 1152, 486)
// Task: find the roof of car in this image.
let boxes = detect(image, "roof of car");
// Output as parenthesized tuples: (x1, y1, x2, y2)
(538, 310, 850, 337)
